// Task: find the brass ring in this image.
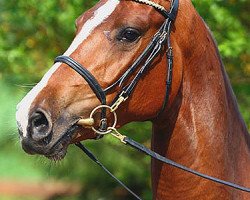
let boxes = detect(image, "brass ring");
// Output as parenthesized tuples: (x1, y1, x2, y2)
(89, 105, 117, 135)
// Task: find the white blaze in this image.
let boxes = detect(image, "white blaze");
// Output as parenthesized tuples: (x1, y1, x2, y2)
(64, 0, 120, 56)
(16, 0, 120, 137)
(16, 63, 61, 137)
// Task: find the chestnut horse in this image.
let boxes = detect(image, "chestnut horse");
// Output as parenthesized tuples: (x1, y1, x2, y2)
(16, 0, 250, 199)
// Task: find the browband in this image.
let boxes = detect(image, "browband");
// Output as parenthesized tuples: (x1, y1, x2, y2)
(132, 0, 178, 20)
(132, 0, 166, 11)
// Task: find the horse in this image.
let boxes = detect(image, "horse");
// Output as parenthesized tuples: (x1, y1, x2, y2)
(16, 0, 250, 199)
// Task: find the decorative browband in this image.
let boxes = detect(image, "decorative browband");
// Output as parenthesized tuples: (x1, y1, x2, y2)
(132, 0, 166, 12)
(131, 0, 176, 20)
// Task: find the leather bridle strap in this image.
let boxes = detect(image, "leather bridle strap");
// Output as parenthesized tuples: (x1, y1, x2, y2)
(55, 55, 106, 105)
(103, 22, 167, 92)
(75, 142, 142, 200)
(133, 0, 178, 21)
(104, 0, 178, 93)
(55, 56, 106, 104)
(106, 0, 178, 114)
(123, 136, 250, 193)
(54, 56, 107, 129)
(76, 135, 250, 200)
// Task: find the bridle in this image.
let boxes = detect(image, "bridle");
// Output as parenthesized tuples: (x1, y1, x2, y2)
(54, 0, 250, 199)
(55, 0, 178, 133)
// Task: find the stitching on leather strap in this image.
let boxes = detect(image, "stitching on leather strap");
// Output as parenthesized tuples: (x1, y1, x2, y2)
(132, 0, 166, 11)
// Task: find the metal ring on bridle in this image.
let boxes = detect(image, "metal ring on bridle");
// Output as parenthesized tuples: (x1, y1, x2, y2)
(89, 105, 117, 135)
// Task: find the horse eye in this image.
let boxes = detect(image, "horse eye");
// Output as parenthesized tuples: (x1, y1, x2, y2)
(117, 28, 141, 43)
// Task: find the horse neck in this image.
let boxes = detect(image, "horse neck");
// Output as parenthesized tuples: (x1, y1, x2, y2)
(151, 2, 250, 199)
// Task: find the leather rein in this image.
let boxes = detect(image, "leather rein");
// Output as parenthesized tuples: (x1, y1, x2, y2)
(54, 0, 250, 199)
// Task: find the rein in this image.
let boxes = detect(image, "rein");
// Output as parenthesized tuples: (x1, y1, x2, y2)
(75, 128, 250, 200)
(54, 0, 250, 198)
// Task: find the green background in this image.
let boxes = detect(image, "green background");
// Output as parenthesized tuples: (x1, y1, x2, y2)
(0, 0, 249, 199)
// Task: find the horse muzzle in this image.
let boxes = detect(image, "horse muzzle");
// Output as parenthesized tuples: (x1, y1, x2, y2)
(17, 108, 82, 160)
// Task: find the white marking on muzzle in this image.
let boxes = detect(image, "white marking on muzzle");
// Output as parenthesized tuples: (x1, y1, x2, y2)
(16, 63, 61, 137)
(16, 0, 120, 137)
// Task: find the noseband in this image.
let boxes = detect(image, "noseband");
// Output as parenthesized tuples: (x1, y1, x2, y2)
(55, 0, 178, 133)
(54, 0, 250, 199)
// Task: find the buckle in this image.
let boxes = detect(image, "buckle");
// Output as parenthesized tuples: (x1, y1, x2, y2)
(110, 91, 128, 112)
(167, 47, 173, 58)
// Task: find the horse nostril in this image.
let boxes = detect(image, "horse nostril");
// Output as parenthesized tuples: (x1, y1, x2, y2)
(33, 112, 48, 130)
(30, 110, 52, 142)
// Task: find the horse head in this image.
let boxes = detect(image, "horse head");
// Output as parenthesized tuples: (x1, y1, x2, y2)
(16, 0, 182, 160)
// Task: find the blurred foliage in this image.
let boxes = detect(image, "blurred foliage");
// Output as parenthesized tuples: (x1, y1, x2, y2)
(0, 0, 98, 83)
(0, 0, 249, 200)
(193, 0, 250, 80)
